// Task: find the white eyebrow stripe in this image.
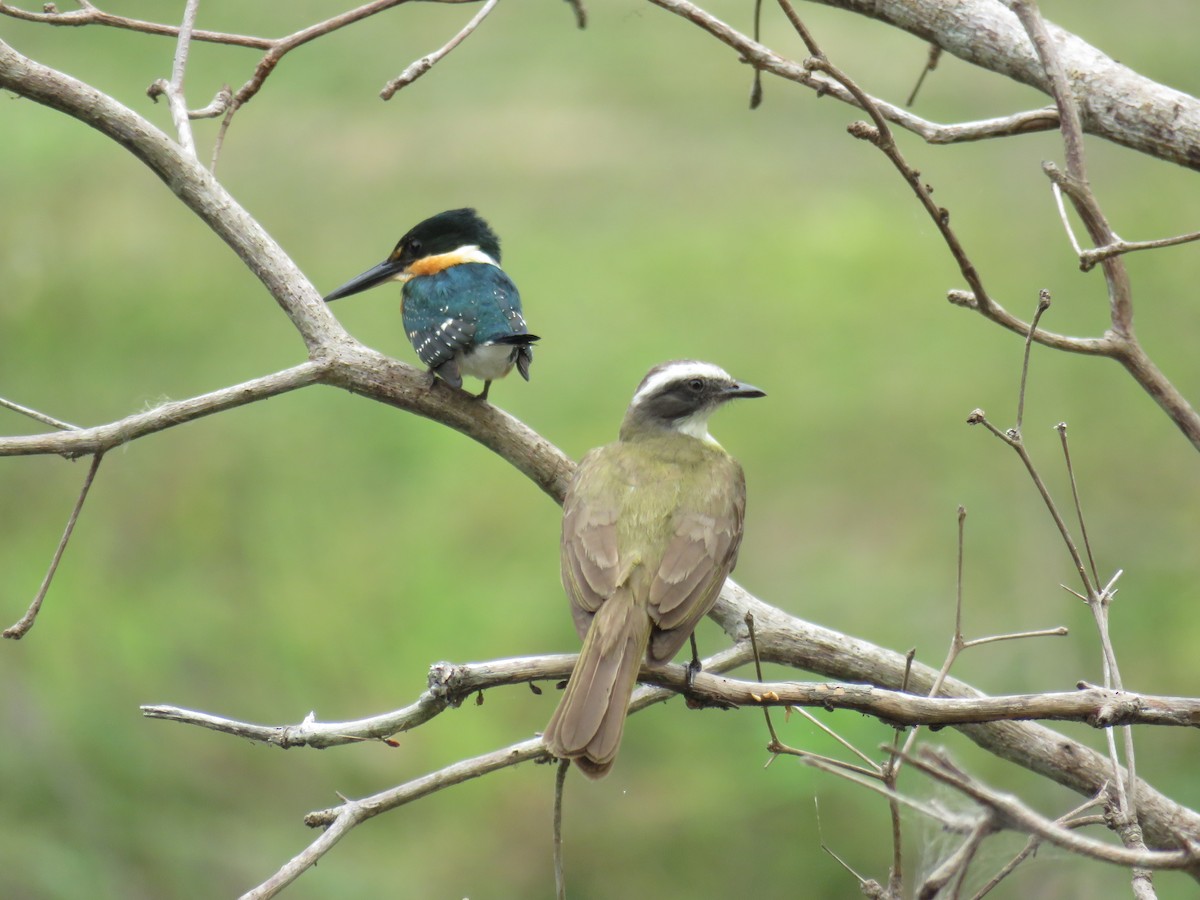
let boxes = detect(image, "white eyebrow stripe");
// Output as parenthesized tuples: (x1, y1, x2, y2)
(631, 360, 732, 406)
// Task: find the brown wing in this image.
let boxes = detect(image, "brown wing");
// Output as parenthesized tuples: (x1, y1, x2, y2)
(560, 448, 623, 641)
(645, 457, 746, 663)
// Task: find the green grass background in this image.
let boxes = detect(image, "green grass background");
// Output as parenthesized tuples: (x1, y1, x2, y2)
(2, 1, 1199, 897)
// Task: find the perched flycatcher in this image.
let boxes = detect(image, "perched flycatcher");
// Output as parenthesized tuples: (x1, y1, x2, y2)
(544, 359, 764, 778)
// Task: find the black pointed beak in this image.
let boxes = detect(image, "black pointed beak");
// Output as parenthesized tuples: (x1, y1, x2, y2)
(725, 381, 766, 399)
(323, 258, 405, 303)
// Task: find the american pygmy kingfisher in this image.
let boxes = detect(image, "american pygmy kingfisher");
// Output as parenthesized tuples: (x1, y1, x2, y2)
(543, 360, 764, 778)
(324, 208, 539, 401)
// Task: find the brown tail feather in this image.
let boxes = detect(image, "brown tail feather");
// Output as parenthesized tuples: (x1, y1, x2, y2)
(544, 593, 651, 779)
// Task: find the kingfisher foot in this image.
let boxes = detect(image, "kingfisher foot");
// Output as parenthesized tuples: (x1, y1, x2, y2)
(474, 380, 493, 402)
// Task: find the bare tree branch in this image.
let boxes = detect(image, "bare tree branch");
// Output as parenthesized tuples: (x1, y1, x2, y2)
(145, 0, 201, 157)
(1080, 230, 1200, 271)
(380, 0, 499, 98)
(236, 646, 752, 898)
(0, 1, 274, 48)
(811, 0, 1200, 170)
(4, 452, 103, 638)
(653, 0, 1200, 452)
(710, 583, 1200, 877)
(0, 40, 335, 348)
(238, 735, 552, 900)
(646, 0, 1200, 168)
(0, 396, 79, 431)
(899, 746, 1200, 871)
(0, 363, 327, 459)
(143, 655, 1200, 748)
(971, 794, 1108, 898)
(6, 5, 1200, 895)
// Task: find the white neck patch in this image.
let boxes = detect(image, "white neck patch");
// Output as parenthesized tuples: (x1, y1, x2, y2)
(674, 409, 722, 445)
(449, 244, 500, 267)
(393, 244, 500, 283)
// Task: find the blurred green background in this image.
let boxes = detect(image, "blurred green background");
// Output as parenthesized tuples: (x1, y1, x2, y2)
(2, 1, 1199, 897)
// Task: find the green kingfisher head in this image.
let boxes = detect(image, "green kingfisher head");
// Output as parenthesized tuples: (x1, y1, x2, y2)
(323, 208, 537, 401)
(619, 360, 766, 443)
(323, 208, 503, 300)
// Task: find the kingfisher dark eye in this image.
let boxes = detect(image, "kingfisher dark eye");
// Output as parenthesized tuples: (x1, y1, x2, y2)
(687, 378, 704, 393)
(408, 238, 422, 255)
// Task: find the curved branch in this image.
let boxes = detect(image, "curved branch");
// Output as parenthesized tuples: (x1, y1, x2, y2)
(0, 362, 326, 458)
(661, 1, 1200, 452)
(900, 747, 1200, 872)
(243, 738, 552, 900)
(4, 452, 103, 638)
(710, 583, 1200, 875)
(810, 0, 1200, 170)
(380, 0, 499, 98)
(237, 647, 754, 898)
(0, 39, 338, 352)
(141, 654, 582, 749)
(144, 580, 1200, 875)
(163, 627, 1200, 895)
(6, 9, 1200, 887)
(647, 0, 1200, 169)
(0, 2, 275, 48)
(142, 654, 1200, 750)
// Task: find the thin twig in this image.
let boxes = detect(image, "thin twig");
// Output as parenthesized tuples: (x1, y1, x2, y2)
(774, 0, 1109, 370)
(1051, 181, 1084, 256)
(906, 43, 941, 107)
(381, 0, 499, 98)
(1010, 0, 1134, 337)
(188, 84, 231, 120)
(966, 410, 1094, 596)
(1015, 290, 1052, 433)
(745, 612, 780, 747)
(145, 663, 1200, 749)
(748, 0, 765, 108)
(1086, 567, 1142, 840)
(884, 645, 918, 896)
(954, 505, 966, 640)
(775, 747, 882, 781)
(1081, 230, 1200, 271)
(0, 362, 328, 459)
(1056, 422, 1101, 591)
(0, 396, 79, 431)
(804, 752, 978, 833)
(969, 792, 1107, 899)
(0, 1, 274, 48)
(168, 0, 200, 156)
(960, 626, 1068, 649)
(815, 797, 885, 896)
(4, 452, 103, 638)
(1010, 1, 1087, 178)
(918, 816, 995, 900)
(893, 509, 970, 784)
(896, 747, 1198, 871)
(243, 736, 554, 899)
(648, 0, 1200, 447)
(780, 707, 882, 772)
(7, 14, 1200, 897)
(563, 0, 586, 29)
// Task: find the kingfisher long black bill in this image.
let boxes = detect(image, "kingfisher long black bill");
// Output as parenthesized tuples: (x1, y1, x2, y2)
(323, 258, 403, 302)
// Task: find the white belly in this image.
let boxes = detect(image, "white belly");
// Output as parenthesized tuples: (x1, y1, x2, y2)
(459, 342, 517, 381)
